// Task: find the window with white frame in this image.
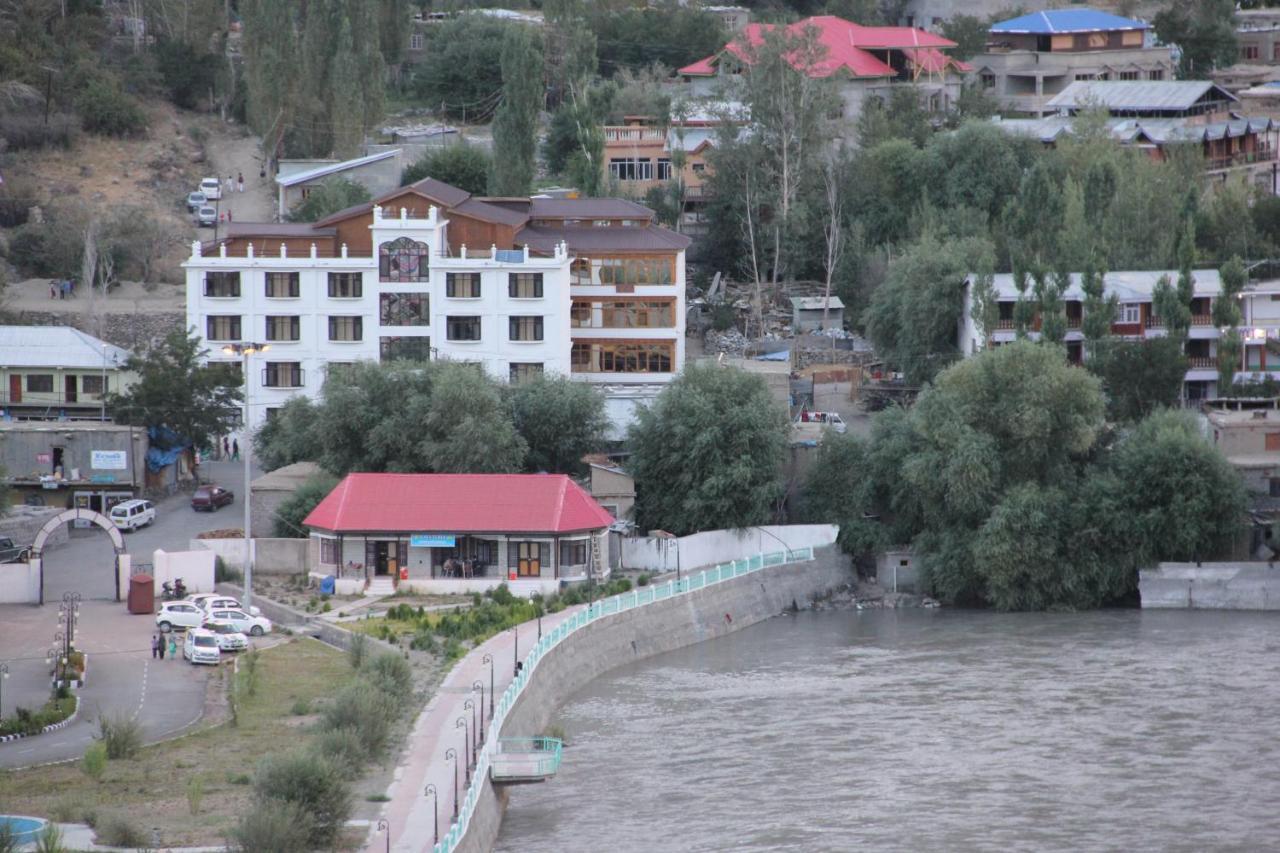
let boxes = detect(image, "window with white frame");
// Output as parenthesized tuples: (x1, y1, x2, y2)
(327, 272, 362, 298)
(328, 316, 363, 342)
(320, 538, 339, 563)
(509, 316, 544, 342)
(205, 315, 241, 341)
(204, 272, 240, 297)
(446, 316, 481, 341)
(657, 159, 673, 180)
(263, 362, 304, 388)
(265, 272, 300, 298)
(508, 272, 543, 298)
(509, 362, 543, 384)
(608, 158, 653, 181)
(446, 273, 481, 298)
(265, 315, 300, 341)
(1120, 303, 1141, 324)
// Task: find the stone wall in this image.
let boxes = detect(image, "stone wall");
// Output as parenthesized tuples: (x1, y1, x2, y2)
(0, 506, 69, 551)
(0, 310, 184, 352)
(456, 544, 852, 853)
(1141, 562, 1280, 610)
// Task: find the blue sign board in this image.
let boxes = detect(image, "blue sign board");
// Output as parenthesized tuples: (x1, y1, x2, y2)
(410, 534, 456, 548)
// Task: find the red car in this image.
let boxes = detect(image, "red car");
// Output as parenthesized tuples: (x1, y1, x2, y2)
(192, 485, 235, 511)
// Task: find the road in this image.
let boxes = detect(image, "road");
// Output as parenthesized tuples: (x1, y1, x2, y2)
(0, 458, 261, 769)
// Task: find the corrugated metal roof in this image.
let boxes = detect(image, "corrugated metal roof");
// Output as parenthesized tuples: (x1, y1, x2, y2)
(981, 269, 1224, 302)
(792, 297, 845, 310)
(0, 325, 131, 369)
(1046, 80, 1237, 112)
(520, 224, 692, 253)
(991, 9, 1148, 34)
(990, 114, 1274, 145)
(275, 150, 401, 188)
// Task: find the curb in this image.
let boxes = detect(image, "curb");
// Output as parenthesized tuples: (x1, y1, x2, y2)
(0, 695, 80, 744)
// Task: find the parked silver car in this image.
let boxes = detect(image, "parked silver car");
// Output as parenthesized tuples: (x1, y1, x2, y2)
(195, 205, 217, 227)
(186, 191, 207, 212)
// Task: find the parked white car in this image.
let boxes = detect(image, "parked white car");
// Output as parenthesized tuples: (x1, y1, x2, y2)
(183, 628, 221, 665)
(196, 596, 262, 618)
(156, 601, 206, 633)
(208, 608, 272, 637)
(199, 177, 222, 201)
(202, 620, 248, 652)
(109, 499, 155, 531)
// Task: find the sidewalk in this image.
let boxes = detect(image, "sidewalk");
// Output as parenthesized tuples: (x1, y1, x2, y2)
(373, 606, 585, 853)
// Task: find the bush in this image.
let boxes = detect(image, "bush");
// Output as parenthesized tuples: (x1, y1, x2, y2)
(0, 113, 77, 152)
(347, 633, 368, 670)
(637, 573, 650, 587)
(96, 713, 141, 759)
(32, 824, 67, 853)
(320, 682, 397, 756)
(253, 752, 351, 847)
(187, 776, 204, 815)
(361, 652, 414, 701)
(228, 800, 314, 853)
(81, 741, 107, 780)
(95, 814, 147, 848)
(214, 556, 241, 583)
(290, 697, 311, 716)
(76, 79, 147, 137)
(308, 726, 366, 774)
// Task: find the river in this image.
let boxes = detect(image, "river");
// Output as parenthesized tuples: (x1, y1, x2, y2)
(495, 609, 1280, 852)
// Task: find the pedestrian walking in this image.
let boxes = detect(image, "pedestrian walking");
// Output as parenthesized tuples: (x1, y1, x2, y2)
(64, 279, 72, 298)
(232, 439, 240, 460)
(158, 634, 166, 660)
(151, 634, 161, 659)
(225, 175, 234, 195)
(223, 437, 230, 459)
(237, 171, 245, 193)
(227, 208, 233, 223)
(49, 280, 57, 299)
(168, 635, 177, 659)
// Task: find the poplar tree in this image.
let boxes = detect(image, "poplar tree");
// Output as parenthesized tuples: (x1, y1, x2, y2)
(1215, 256, 1246, 393)
(490, 27, 544, 196)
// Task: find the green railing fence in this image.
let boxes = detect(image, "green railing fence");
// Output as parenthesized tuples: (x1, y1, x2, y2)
(432, 547, 815, 853)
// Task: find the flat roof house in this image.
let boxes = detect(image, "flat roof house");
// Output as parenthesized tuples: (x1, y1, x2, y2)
(303, 472, 615, 597)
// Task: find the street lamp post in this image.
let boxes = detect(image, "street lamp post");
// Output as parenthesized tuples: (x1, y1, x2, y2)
(376, 818, 389, 853)
(457, 717, 471, 782)
(445, 747, 459, 821)
(424, 783, 439, 845)
(100, 344, 108, 422)
(221, 342, 270, 611)
(482, 654, 494, 719)
(472, 680, 485, 738)
(0, 663, 8, 722)
(512, 627, 520, 678)
(465, 698, 477, 753)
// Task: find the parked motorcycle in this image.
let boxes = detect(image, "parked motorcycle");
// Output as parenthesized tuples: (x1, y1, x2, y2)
(161, 578, 188, 600)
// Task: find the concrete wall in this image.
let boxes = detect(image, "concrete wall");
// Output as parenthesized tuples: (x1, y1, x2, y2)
(189, 537, 308, 574)
(152, 549, 216, 593)
(876, 549, 918, 593)
(620, 524, 838, 573)
(1141, 562, 1280, 609)
(0, 560, 40, 603)
(456, 544, 852, 853)
(0, 506, 68, 551)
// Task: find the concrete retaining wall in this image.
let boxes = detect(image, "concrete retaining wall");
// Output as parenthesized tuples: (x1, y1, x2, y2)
(190, 537, 308, 574)
(620, 524, 838, 573)
(455, 544, 852, 853)
(0, 561, 40, 603)
(151, 549, 216, 593)
(0, 506, 68, 552)
(1141, 562, 1280, 609)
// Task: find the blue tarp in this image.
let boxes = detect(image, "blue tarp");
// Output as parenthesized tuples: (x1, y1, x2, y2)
(319, 576, 336, 595)
(145, 425, 192, 473)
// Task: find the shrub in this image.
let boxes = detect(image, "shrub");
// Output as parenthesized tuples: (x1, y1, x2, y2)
(361, 652, 413, 701)
(239, 649, 261, 697)
(214, 556, 241, 583)
(253, 751, 351, 847)
(187, 776, 204, 815)
(227, 772, 252, 785)
(410, 628, 438, 653)
(0, 113, 77, 152)
(321, 682, 397, 756)
(228, 800, 313, 853)
(347, 633, 368, 670)
(81, 741, 107, 780)
(308, 726, 366, 774)
(96, 713, 141, 759)
(0, 823, 16, 853)
(95, 814, 147, 848)
(32, 824, 67, 853)
(637, 573, 650, 587)
(76, 79, 147, 137)
(290, 697, 311, 716)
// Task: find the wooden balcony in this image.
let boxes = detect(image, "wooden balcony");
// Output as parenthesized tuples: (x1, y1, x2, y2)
(1206, 147, 1277, 172)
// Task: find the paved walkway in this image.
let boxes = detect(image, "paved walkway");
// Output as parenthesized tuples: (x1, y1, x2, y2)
(371, 606, 586, 853)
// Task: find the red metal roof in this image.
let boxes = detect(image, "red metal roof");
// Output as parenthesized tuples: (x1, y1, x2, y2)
(303, 473, 616, 534)
(678, 15, 959, 79)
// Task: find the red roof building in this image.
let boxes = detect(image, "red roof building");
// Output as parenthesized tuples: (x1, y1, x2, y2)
(304, 473, 615, 595)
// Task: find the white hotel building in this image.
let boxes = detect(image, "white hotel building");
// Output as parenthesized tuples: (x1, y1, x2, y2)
(183, 178, 690, 435)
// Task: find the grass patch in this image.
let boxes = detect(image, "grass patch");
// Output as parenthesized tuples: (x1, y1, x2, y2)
(0, 695, 76, 738)
(0, 638, 358, 848)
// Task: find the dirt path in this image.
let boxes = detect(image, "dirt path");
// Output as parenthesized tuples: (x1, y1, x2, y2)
(204, 134, 276, 223)
(1, 278, 184, 315)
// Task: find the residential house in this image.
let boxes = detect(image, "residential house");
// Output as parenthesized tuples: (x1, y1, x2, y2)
(897, 0, 1059, 31)
(1044, 79, 1237, 119)
(0, 326, 133, 420)
(248, 461, 322, 539)
(0, 421, 147, 513)
(1204, 405, 1280, 498)
(304, 472, 614, 596)
(1237, 10, 1280, 66)
(183, 177, 689, 436)
(677, 15, 970, 124)
(587, 462, 635, 521)
(701, 5, 749, 32)
(972, 9, 1174, 116)
(791, 296, 844, 332)
(275, 150, 404, 219)
(959, 269, 1227, 401)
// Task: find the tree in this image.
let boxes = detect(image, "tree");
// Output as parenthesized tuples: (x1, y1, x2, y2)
(799, 431, 884, 555)
(509, 376, 608, 475)
(490, 26, 544, 196)
(587, 5, 724, 78)
(255, 396, 323, 472)
(939, 14, 989, 61)
(286, 178, 371, 223)
(628, 364, 789, 536)
(1215, 256, 1246, 392)
(401, 144, 492, 195)
(1153, 0, 1238, 78)
(411, 15, 508, 120)
(419, 364, 527, 473)
(273, 473, 340, 538)
(857, 85, 932, 149)
(1089, 337, 1188, 423)
(106, 328, 243, 453)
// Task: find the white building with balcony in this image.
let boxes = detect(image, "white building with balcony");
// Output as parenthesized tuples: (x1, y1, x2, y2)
(184, 178, 688, 435)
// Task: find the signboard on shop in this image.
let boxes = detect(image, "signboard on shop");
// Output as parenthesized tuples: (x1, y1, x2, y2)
(91, 450, 128, 470)
(410, 534, 456, 548)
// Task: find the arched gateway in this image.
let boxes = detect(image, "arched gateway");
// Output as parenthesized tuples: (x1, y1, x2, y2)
(30, 508, 127, 604)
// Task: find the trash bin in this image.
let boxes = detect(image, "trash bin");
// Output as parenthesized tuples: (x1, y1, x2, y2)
(319, 575, 336, 595)
(128, 573, 154, 614)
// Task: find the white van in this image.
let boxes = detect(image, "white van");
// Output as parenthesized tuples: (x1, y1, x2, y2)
(794, 411, 847, 434)
(109, 499, 155, 532)
(199, 177, 222, 200)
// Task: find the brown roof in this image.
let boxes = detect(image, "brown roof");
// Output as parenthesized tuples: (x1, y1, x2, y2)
(398, 177, 471, 208)
(313, 200, 377, 227)
(529, 197, 655, 220)
(453, 197, 529, 227)
(520, 224, 692, 253)
(220, 222, 336, 239)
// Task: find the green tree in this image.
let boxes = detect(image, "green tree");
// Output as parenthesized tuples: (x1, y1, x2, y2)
(799, 431, 885, 555)
(75, 78, 147, 137)
(1079, 255, 1117, 353)
(106, 328, 243, 453)
(1215, 256, 1246, 393)
(255, 396, 323, 472)
(490, 26, 544, 196)
(1153, 0, 1238, 78)
(419, 364, 527, 473)
(411, 16, 509, 120)
(1037, 269, 1068, 346)
(1089, 337, 1188, 423)
(401, 144, 492, 195)
(286, 178, 371, 223)
(253, 751, 351, 848)
(628, 364, 789, 535)
(587, 5, 724, 78)
(856, 86, 932, 149)
(509, 376, 608, 475)
(273, 473, 340, 538)
(939, 14, 989, 61)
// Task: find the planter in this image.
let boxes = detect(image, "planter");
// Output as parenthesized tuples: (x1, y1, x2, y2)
(50, 652, 87, 690)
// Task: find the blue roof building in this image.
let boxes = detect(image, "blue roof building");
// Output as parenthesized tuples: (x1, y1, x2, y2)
(990, 10, 1148, 35)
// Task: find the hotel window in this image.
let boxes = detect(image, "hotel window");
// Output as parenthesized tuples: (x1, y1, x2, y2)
(559, 540, 588, 566)
(571, 341, 673, 374)
(601, 300, 674, 328)
(263, 362, 304, 388)
(657, 158, 673, 180)
(206, 315, 241, 341)
(82, 375, 104, 396)
(571, 300, 592, 326)
(509, 362, 544, 384)
(598, 257, 673, 285)
(446, 316, 481, 341)
(608, 157, 653, 181)
(380, 336, 432, 362)
(379, 236, 430, 282)
(380, 293, 429, 326)
(265, 272, 300, 298)
(980, 73, 995, 89)
(1244, 44, 1261, 61)
(320, 537, 339, 564)
(1119, 70, 1139, 81)
(204, 271, 240, 297)
(327, 272, 362, 298)
(328, 316, 363, 342)
(509, 316, 544, 342)
(446, 272, 481, 298)
(265, 315, 300, 341)
(409, 33, 424, 50)
(26, 374, 53, 393)
(571, 258, 592, 285)
(508, 272, 543, 298)
(1149, 69, 1164, 81)
(1119, 303, 1141, 324)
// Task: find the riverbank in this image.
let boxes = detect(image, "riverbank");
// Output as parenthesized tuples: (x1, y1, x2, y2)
(811, 579, 940, 612)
